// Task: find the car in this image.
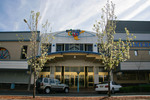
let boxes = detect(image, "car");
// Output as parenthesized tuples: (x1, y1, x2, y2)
(36, 78, 69, 94)
(95, 81, 122, 93)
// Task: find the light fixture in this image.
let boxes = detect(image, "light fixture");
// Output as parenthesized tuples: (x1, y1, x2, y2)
(74, 55, 76, 59)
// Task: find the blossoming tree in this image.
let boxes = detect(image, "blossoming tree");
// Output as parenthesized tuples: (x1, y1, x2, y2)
(23, 11, 54, 98)
(93, 1, 136, 97)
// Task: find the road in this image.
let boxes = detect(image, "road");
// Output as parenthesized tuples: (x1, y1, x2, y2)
(0, 90, 150, 97)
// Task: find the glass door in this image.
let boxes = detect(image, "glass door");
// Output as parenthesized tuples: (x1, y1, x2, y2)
(64, 67, 85, 88)
(55, 66, 62, 82)
(87, 67, 94, 87)
(79, 72, 85, 87)
(64, 72, 77, 87)
(99, 72, 108, 84)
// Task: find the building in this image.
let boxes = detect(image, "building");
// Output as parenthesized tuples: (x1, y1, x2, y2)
(0, 31, 40, 88)
(113, 21, 150, 86)
(0, 21, 150, 89)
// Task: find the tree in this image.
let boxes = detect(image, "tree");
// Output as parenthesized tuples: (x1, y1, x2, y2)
(93, 0, 136, 97)
(23, 11, 54, 98)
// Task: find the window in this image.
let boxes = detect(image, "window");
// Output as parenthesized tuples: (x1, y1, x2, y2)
(80, 67, 84, 72)
(56, 44, 64, 51)
(149, 51, 150, 55)
(80, 44, 83, 51)
(50, 79, 54, 83)
(65, 67, 69, 72)
(56, 44, 93, 52)
(44, 78, 48, 83)
(134, 50, 138, 56)
(117, 72, 136, 80)
(48, 45, 51, 53)
(71, 67, 78, 72)
(21, 45, 27, 59)
(87, 44, 93, 51)
(56, 67, 61, 72)
(68, 44, 80, 51)
(55, 79, 60, 84)
(41, 67, 50, 72)
(88, 67, 93, 72)
(138, 73, 145, 80)
(0, 47, 10, 59)
(85, 44, 93, 51)
(65, 44, 69, 51)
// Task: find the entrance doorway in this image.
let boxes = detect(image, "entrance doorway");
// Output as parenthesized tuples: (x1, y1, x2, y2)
(64, 67, 85, 88)
(55, 66, 94, 88)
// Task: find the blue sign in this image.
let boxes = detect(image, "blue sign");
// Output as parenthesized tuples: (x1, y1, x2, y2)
(131, 42, 150, 47)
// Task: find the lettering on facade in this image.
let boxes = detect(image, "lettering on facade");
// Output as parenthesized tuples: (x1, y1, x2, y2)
(131, 42, 150, 47)
(66, 29, 85, 40)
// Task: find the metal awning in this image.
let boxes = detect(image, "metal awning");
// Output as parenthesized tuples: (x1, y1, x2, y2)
(120, 62, 150, 71)
(0, 61, 28, 69)
(46, 51, 102, 63)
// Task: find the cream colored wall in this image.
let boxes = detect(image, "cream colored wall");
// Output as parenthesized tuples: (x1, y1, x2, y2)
(0, 41, 39, 60)
(128, 47, 150, 61)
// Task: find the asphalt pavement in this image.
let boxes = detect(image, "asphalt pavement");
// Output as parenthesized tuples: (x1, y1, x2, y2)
(0, 89, 150, 97)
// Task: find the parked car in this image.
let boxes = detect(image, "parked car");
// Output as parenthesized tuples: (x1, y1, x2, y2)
(95, 81, 122, 93)
(36, 78, 69, 94)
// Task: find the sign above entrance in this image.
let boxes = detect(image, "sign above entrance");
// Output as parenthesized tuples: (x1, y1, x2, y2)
(66, 29, 85, 40)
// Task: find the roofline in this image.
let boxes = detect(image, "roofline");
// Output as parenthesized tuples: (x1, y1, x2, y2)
(114, 40, 150, 42)
(48, 29, 96, 34)
(116, 20, 150, 22)
(47, 51, 101, 55)
(0, 31, 40, 33)
(0, 40, 40, 42)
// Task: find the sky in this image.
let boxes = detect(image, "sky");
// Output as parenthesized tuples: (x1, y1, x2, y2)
(0, 0, 150, 33)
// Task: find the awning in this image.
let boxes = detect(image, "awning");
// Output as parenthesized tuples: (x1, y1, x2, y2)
(46, 51, 102, 63)
(0, 61, 28, 69)
(120, 62, 150, 71)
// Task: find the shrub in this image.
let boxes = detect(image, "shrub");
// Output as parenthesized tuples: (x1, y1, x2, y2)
(120, 84, 150, 93)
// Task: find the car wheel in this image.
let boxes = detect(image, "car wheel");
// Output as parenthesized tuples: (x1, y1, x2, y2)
(45, 87, 51, 94)
(64, 88, 69, 93)
(111, 88, 115, 94)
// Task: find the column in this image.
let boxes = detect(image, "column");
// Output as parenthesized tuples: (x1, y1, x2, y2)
(50, 66, 55, 79)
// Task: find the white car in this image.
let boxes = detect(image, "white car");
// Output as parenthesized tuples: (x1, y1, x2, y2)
(95, 81, 122, 93)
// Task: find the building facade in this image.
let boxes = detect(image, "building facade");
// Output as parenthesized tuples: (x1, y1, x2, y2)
(0, 21, 150, 89)
(0, 31, 40, 86)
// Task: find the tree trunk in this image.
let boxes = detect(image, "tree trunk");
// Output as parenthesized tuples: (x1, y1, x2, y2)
(108, 70, 111, 97)
(33, 69, 36, 98)
(27, 73, 31, 91)
(27, 66, 32, 91)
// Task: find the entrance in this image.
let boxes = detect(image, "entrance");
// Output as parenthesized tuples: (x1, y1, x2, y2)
(64, 67, 85, 88)
(55, 66, 94, 88)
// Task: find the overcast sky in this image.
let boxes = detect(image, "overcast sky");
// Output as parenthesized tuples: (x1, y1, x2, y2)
(0, 0, 150, 32)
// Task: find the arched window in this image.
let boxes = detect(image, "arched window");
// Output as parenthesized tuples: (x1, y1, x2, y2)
(0, 47, 10, 59)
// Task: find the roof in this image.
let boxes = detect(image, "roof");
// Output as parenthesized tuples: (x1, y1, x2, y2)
(115, 21, 150, 33)
(0, 31, 40, 41)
